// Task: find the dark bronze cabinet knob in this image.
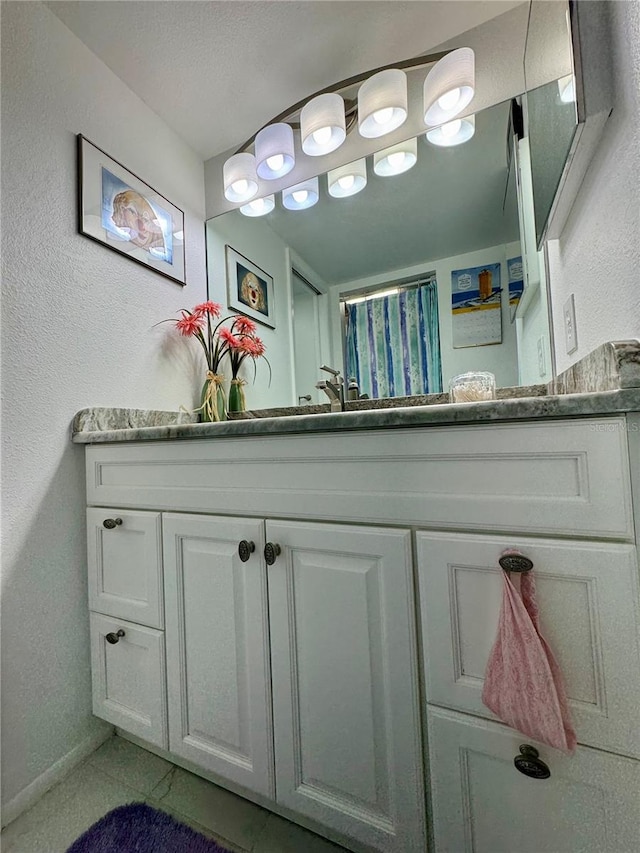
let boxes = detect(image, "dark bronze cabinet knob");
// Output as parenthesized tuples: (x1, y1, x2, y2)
(514, 744, 551, 779)
(105, 629, 125, 645)
(499, 553, 534, 573)
(238, 540, 256, 562)
(264, 542, 282, 566)
(103, 518, 123, 530)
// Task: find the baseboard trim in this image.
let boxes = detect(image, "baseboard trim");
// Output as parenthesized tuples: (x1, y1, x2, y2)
(1, 724, 113, 829)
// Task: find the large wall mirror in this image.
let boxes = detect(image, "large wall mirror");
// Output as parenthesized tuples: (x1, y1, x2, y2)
(205, 0, 608, 410)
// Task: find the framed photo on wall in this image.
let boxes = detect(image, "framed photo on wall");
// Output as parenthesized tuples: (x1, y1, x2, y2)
(225, 245, 275, 329)
(77, 134, 186, 286)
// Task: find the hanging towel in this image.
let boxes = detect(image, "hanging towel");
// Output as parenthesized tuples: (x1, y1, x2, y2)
(481, 551, 577, 754)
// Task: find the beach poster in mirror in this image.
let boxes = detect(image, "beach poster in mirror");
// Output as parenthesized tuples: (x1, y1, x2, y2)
(77, 135, 185, 286)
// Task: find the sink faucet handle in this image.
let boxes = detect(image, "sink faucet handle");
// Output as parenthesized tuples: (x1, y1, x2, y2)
(320, 364, 342, 380)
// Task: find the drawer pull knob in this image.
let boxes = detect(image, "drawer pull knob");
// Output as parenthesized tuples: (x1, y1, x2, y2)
(238, 540, 256, 562)
(499, 553, 534, 574)
(103, 518, 123, 530)
(514, 744, 551, 779)
(105, 629, 125, 645)
(264, 542, 281, 565)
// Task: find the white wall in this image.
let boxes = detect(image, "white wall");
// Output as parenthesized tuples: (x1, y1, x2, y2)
(1, 1, 207, 814)
(206, 214, 295, 408)
(547, 0, 640, 373)
(329, 242, 521, 392)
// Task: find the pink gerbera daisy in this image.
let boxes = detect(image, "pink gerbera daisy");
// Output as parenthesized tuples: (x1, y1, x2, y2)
(233, 316, 257, 334)
(176, 312, 205, 336)
(247, 337, 266, 357)
(194, 301, 222, 317)
(219, 327, 241, 347)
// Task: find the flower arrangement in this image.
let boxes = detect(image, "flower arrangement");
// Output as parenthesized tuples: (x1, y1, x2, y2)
(165, 301, 270, 421)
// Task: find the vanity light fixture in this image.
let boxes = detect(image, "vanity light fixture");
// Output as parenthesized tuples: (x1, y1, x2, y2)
(239, 194, 276, 217)
(373, 137, 417, 176)
(358, 69, 408, 139)
(282, 176, 319, 210)
(255, 123, 295, 180)
(223, 152, 259, 202)
(301, 93, 347, 155)
(426, 114, 475, 147)
(423, 47, 475, 127)
(222, 46, 476, 208)
(327, 159, 367, 198)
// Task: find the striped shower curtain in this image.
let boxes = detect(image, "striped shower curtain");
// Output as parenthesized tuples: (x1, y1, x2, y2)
(345, 282, 442, 398)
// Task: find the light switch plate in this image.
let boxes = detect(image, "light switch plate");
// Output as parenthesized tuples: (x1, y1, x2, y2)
(563, 294, 578, 354)
(537, 336, 546, 377)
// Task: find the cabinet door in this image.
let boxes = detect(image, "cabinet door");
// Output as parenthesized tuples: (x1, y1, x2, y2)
(163, 514, 273, 798)
(417, 532, 640, 757)
(267, 521, 425, 853)
(87, 508, 163, 628)
(90, 612, 167, 748)
(428, 706, 640, 853)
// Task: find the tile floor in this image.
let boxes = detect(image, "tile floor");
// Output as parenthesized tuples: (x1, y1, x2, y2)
(1, 735, 349, 853)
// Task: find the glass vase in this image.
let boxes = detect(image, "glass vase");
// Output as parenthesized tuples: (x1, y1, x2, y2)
(200, 377, 227, 422)
(228, 379, 247, 413)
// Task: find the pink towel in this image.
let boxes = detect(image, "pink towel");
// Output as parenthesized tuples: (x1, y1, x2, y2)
(481, 552, 577, 754)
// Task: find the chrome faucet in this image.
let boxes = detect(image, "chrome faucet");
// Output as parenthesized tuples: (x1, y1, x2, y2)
(316, 364, 345, 412)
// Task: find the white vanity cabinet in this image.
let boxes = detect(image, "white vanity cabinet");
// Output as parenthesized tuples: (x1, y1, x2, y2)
(88, 505, 426, 852)
(84, 415, 640, 853)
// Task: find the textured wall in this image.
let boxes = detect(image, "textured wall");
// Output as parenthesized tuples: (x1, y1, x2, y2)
(1, 1, 207, 809)
(548, 0, 640, 373)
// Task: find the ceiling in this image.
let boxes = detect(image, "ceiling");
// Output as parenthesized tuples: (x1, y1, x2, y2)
(46, 0, 526, 161)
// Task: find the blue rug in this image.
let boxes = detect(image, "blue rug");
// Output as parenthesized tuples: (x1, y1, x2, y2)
(66, 803, 232, 853)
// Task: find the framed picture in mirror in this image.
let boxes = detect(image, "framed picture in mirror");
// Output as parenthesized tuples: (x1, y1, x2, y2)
(225, 245, 275, 329)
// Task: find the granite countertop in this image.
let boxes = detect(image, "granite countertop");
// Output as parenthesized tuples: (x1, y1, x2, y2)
(71, 340, 640, 444)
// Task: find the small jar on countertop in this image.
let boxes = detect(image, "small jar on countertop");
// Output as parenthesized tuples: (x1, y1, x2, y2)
(449, 371, 496, 403)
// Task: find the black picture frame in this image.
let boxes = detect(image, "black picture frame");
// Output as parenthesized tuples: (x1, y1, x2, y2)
(77, 134, 186, 286)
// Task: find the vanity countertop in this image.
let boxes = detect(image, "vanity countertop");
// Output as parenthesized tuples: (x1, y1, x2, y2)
(71, 388, 640, 444)
(71, 341, 640, 444)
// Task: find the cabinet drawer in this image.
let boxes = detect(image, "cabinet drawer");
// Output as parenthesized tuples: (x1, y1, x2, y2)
(427, 706, 640, 853)
(85, 418, 634, 538)
(87, 508, 163, 628)
(90, 613, 167, 749)
(417, 532, 640, 757)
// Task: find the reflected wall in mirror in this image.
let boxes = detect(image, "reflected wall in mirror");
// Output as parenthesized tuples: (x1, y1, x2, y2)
(206, 96, 553, 408)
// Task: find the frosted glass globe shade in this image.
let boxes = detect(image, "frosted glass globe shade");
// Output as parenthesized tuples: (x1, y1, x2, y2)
(358, 69, 408, 138)
(301, 93, 346, 155)
(424, 48, 475, 127)
(239, 195, 275, 217)
(426, 115, 475, 147)
(327, 159, 367, 198)
(255, 123, 295, 179)
(373, 138, 417, 176)
(282, 176, 319, 210)
(223, 152, 258, 203)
